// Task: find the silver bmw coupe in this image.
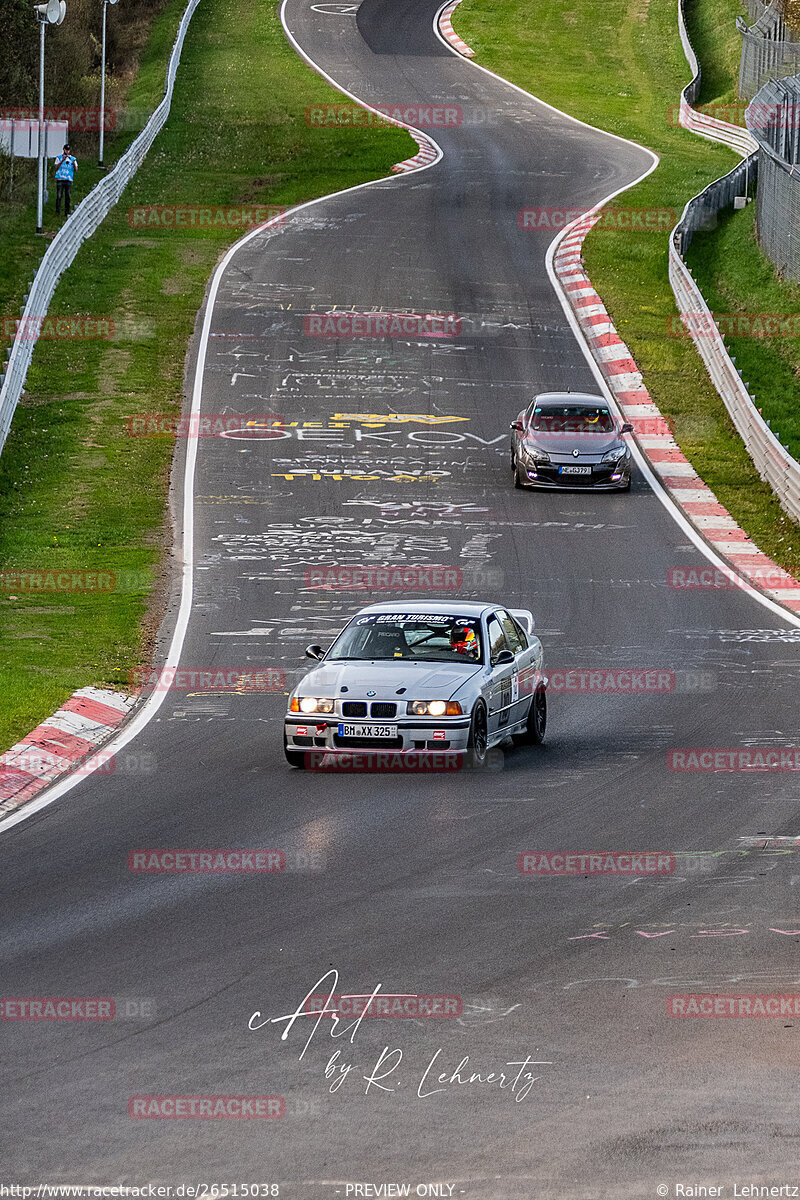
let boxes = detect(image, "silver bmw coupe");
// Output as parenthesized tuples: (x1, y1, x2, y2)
(283, 601, 547, 768)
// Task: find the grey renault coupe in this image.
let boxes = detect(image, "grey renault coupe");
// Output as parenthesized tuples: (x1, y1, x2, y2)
(510, 391, 633, 490)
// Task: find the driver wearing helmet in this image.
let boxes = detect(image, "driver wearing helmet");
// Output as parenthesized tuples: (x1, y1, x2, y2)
(449, 624, 478, 658)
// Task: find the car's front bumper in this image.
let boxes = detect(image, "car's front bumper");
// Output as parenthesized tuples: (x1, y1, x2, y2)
(518, 458, 631, 489)
(284, 715, 472, 753)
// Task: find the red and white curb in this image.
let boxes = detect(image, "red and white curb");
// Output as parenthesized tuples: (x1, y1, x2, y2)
(392, 132, 439, 173)
(0, 687, 138, 818)
(553, 213, 800, 614)
(438, 0, 475, 57)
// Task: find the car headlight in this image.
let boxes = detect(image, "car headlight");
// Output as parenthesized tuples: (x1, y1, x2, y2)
(290, 696, 335, 714)
(407, 700, 463, 716)
(602, 445, 628, 463)
(522, 444, 550, 465)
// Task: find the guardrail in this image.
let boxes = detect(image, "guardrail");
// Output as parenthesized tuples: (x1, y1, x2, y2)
(669, 0, 800, 524)
(672, 153, 758, 256)
(0, 0, 201, 455)
(677, 0, 759, 153)
(669, 199, 800, 525)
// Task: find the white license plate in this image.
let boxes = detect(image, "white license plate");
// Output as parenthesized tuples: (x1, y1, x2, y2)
(559, 464, 592, 475)
(338, 723, 397, 739)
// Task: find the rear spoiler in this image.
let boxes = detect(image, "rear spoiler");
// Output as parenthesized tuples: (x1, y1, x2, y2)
(509, 608, 534, 634)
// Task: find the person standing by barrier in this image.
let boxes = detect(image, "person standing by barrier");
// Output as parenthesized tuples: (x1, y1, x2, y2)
(54, 144, 78, 218)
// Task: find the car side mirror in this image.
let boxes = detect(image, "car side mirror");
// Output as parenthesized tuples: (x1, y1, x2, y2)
(510, 420, 523, 432)
(305, 644, 324, 661)
(493, 649, 515, 666)
(620, 422, 633, 434)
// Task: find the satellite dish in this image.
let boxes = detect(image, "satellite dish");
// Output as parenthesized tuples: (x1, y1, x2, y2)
(55, 0, 66, 22)
(45, 0, 60, 20)
(108, 0, 119, 5)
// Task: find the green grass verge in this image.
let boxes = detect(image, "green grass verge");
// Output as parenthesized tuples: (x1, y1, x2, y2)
(689, 204, 800, 474)
(0, 0, 412, 748)
(0, 0, 179, 354)
(685, 0, 744, 111)
(455, 0, 800, 572)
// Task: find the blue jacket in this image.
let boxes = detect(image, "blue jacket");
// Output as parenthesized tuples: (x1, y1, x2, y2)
(55, 154, 77, 182)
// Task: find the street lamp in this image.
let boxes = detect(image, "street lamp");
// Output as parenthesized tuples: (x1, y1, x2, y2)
(98, 0, 118, 167)
(33, 0, 66, 234)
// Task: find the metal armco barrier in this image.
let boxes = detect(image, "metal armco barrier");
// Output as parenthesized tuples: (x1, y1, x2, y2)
(746, 75, 800, 279)
(670, 0, 800, 526)
(669, 196, 800, 527)
(678, 0, 759, 154)
(0, 0, 202, 456)
(673, 155, 758, 257)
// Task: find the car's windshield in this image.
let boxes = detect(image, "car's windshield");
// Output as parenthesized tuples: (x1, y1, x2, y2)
(529, 405, 615, 434)
(327, 613, 483, 663)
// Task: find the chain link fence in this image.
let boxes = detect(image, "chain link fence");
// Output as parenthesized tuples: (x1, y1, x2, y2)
(0, 0, 201, 456)
(738, 0, 800, 100)
(746, 74, 800, 278)
(742, 0, 768, 22)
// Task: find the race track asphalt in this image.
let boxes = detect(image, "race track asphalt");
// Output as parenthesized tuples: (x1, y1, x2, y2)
(3, 0, 800, 1192)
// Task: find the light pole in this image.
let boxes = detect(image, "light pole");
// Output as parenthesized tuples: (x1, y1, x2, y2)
(36, 10, 44, 232)
(98, 0, 118, 167)
(33, 0, 66, 234)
